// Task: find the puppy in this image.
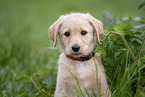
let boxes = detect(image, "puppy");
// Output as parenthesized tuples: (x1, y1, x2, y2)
(49, 13, 110, 97)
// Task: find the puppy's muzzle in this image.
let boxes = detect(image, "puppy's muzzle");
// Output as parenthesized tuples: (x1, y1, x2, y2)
(72, 45, 80, 52)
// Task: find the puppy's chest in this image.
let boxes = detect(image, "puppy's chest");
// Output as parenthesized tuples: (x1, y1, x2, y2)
(70, 62, 96, 80)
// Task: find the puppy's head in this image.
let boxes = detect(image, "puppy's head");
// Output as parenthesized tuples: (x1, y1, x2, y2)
(49, 13, 103, 57)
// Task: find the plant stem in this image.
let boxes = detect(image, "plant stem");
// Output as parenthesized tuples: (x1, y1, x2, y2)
(110, 31, 136, 61)
(30, 77, 43, 93)
(137, 34, 145, 58)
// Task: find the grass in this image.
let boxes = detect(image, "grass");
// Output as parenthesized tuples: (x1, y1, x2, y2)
(0, 0, 145, 96)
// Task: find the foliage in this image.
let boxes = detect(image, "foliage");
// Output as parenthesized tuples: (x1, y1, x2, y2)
(16, 73, 56, 97)
(138, 0, 145, 10)
(96, 11, 145, 97)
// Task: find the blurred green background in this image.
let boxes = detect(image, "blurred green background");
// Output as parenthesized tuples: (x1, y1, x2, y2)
(0, 0, 144, 96)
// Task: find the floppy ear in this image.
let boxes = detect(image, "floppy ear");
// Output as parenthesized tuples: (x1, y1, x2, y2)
(87, 13, 103, 44)
(48, 17, 63, 47)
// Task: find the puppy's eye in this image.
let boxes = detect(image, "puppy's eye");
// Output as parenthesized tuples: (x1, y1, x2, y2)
(81, 31, 87, 35)
(64, 32, 70, 37)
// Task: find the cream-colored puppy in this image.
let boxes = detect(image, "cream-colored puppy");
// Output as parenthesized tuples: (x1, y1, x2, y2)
(49, 13, 110, 97)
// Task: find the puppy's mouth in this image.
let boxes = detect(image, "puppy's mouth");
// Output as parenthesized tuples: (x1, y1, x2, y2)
(70, 52, 84, 57)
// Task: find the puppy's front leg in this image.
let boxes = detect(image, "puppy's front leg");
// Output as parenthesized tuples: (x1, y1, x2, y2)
(54, 74, 75, 97)
(54, 77, 68, 97)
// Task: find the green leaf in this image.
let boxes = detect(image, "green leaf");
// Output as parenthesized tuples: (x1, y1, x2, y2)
(101, 47, 106, 57)
(24, 85, 32, 92)
(17, 85, 23, 93)
(138, 0, 145, 10)
(134, 24, 145, 30)
(43, 73, 56, 87)
(95, 50, 101, 56)
(103, 10, 116, 29)
(114, 51, 122, 57)
(132, 38, 142, 44)
(113, 21, 132, 33)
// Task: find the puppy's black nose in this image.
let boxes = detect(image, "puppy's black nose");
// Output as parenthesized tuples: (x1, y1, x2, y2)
(72, 45, 80, 52)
